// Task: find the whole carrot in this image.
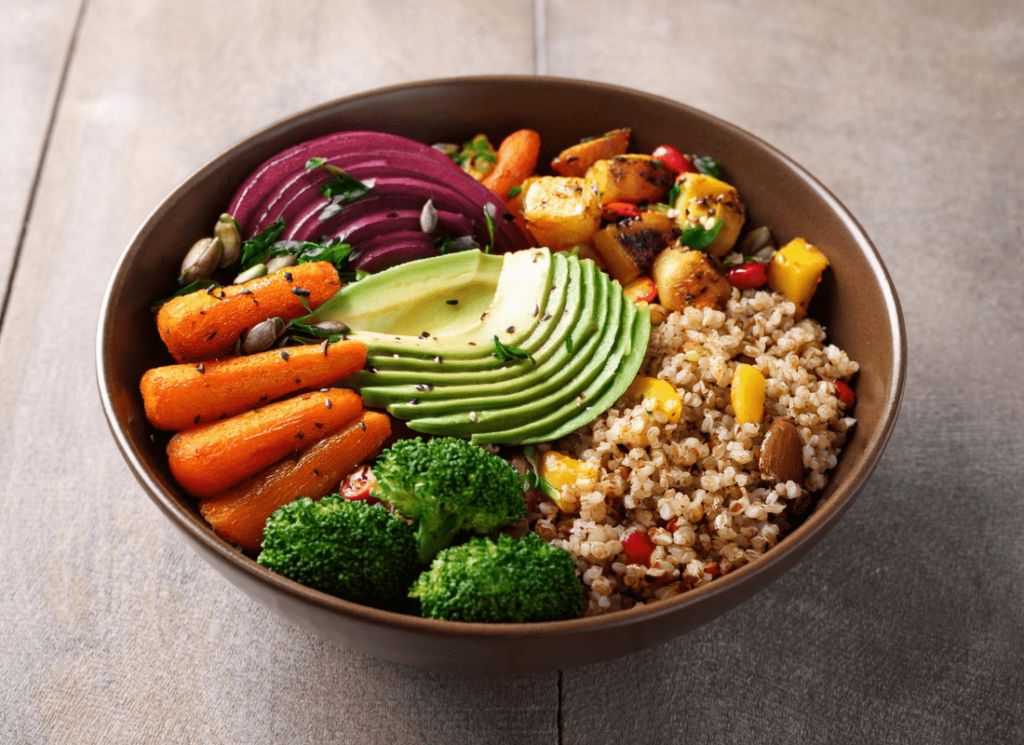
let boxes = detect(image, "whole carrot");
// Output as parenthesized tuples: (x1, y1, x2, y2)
(167, 389, 363, 498)
(156, 261, 341, 362)
(140, 339, 366, 431)
(482, 129, 541, 205)
(199, 411, 392, 553)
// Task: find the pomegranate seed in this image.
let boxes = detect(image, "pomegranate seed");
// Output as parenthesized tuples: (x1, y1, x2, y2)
(651, 144, 697, 175)
(835, 380, 856, 408)
(602, 201, 641, 222)
(726, 262, 768, 290)
(622, 529, 656, 567)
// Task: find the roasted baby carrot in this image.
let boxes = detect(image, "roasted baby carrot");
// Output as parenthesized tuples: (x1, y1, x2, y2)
(167, 389, 363, 498)
(199, 411, 392, 553)
(156, 261, 341, 362)
(482, 129, 541, 205)
(140, 339, 366, 431)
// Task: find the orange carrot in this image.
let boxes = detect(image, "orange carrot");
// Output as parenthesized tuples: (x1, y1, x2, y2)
(140, 339, 366, 431)
(482, 129, 541, 205)
(167, 389, 363, 498)
(156, 261, 341, 362)
(199, 411, 391, 553)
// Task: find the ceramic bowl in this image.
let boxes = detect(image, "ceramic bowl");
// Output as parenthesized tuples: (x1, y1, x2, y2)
(97, 76, 906, 673)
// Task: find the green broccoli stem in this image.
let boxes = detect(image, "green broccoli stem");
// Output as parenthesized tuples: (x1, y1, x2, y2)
(416, 512, 464, 565)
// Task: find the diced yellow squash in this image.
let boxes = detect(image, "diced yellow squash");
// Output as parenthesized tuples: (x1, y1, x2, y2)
(592, 211, 676, 285)
(587, 155, 673, 205)
(523, 176, 602, 248)
(673, 173, 746, 257)
(539, 451, 599, 512)
(551, 128, 631, 177)
(625, 376, 682, 424)
(767, 237, 829, 319)
(730, 363, 766, 424)
(651, 247, 732, 311)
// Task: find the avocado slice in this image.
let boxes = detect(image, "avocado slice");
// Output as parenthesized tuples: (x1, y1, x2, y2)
(402, 266, 625, 437)
(362, 255, 595, 409)
(357, 250, 572, 376)
(384, 259, 608, 417)
(307, 247, 553, 359)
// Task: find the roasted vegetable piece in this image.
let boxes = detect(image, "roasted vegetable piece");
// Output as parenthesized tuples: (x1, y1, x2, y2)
(592, 211, 677, 285)
(198, 411, 391, 553)
(410, 533, 583, 622)
(371, 437, 526, 565)
(586, 155, 673, 205)
(730, 363, 766, 425)
(651, 247, 733, 311)
(623, 275, 657, 304)
(258, 496, 418, 607)
(672, 173, 746, 257)
(482, 129, 541, 206)
(767, 237, 830, 319)
(625, 376, 682, 424)
(551, 127, 631, 177)
(156, 261, 341, 362)
(522, 176, 602, 248)
(139, 340, 367, 431)
(167, 389, 363, 498)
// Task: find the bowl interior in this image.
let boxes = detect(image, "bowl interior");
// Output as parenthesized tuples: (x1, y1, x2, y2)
(98, 76, 905, 673)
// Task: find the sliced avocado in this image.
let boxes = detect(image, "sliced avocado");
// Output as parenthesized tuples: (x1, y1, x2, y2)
(403, 266, 624, 436)
(365, 256, 596, 411)
(385, 260, 609, 418)
(308, 247, 553, 359)
(357, 250, 572, 376)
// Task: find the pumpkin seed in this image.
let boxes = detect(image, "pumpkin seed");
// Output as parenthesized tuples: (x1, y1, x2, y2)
(265, 254, 297, 273)
(214, 214, 242, 267)
(234, 263, 267, 284)
(179, 237, 222, 285)
(241, 317, 286, 354)
(758, 419, 804, 486)
(420, 198, 438, 233)
(739, 226, 773, 256)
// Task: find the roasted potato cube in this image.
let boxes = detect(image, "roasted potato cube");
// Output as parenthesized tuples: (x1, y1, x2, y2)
(592, 211, 676, 285)
(587, 155, 673, 205)
(523, 176, 602, 248)
(651, 247, 732, 311)
(551, 128, 631, 177)
(673, 173, 746, 257)
(767, 237, 829, 318)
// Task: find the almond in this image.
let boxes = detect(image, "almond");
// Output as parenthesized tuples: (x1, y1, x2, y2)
(758, 419, 803, 485)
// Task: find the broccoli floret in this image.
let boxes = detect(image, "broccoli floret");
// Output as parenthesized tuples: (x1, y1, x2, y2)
(257, 495, 418, 608)
(410, 533, 583, 623)
(372, 437, 526, 564)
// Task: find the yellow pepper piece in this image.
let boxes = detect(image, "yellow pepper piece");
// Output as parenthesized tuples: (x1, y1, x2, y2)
(625, 376, 682, 424)
(538, 451, 598, 490)
(767, 237, 830, 319)
(730, 363, 766, 425)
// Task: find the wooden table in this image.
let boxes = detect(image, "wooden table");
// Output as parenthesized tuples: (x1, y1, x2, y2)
(3, 1, 1022, 742)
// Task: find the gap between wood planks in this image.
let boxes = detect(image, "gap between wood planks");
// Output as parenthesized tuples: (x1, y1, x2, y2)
(0, 0, 88, 338)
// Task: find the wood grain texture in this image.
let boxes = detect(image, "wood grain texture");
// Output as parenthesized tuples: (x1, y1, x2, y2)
(0, 0, 82, 314)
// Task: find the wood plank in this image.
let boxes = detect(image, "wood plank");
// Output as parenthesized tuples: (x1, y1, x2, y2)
(545, 0, 1024, 742)
(0, 0, 82, 317)
(0, 1, 554, 743)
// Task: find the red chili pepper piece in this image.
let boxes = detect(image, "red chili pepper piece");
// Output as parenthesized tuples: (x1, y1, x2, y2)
(602, 201, 642, 222)
(622, 529, 657, 567)
(651, 144, 697, 175)
(726, 262, 768, 290)
(835, 380, 856, 409)
(340, 465, 379, 504)
(704, 561, 721, 576)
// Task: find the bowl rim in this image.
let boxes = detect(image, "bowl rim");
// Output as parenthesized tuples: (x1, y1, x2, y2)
(97, 74, 907, 646)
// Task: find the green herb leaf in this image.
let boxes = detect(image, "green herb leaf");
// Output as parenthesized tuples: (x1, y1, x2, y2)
(305, 159, 374, 220)
(492, 336, 534, 364)
(692, 155, 723, 179)
(507, 185, 522, 199)
(304, 157, 327, 173)
(484, 205, 496, 253)
(667, 182, 682, 207)
(450, 135, 497, 176)
(678, 221, 723, 251)
(151, 278, 219, 309)
(238, 219, 287, 270)
(524, 470, 542, 490)
(283, 319, 349, 346)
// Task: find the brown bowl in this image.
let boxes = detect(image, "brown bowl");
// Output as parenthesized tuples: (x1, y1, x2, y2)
(97, 76, 906, 673)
